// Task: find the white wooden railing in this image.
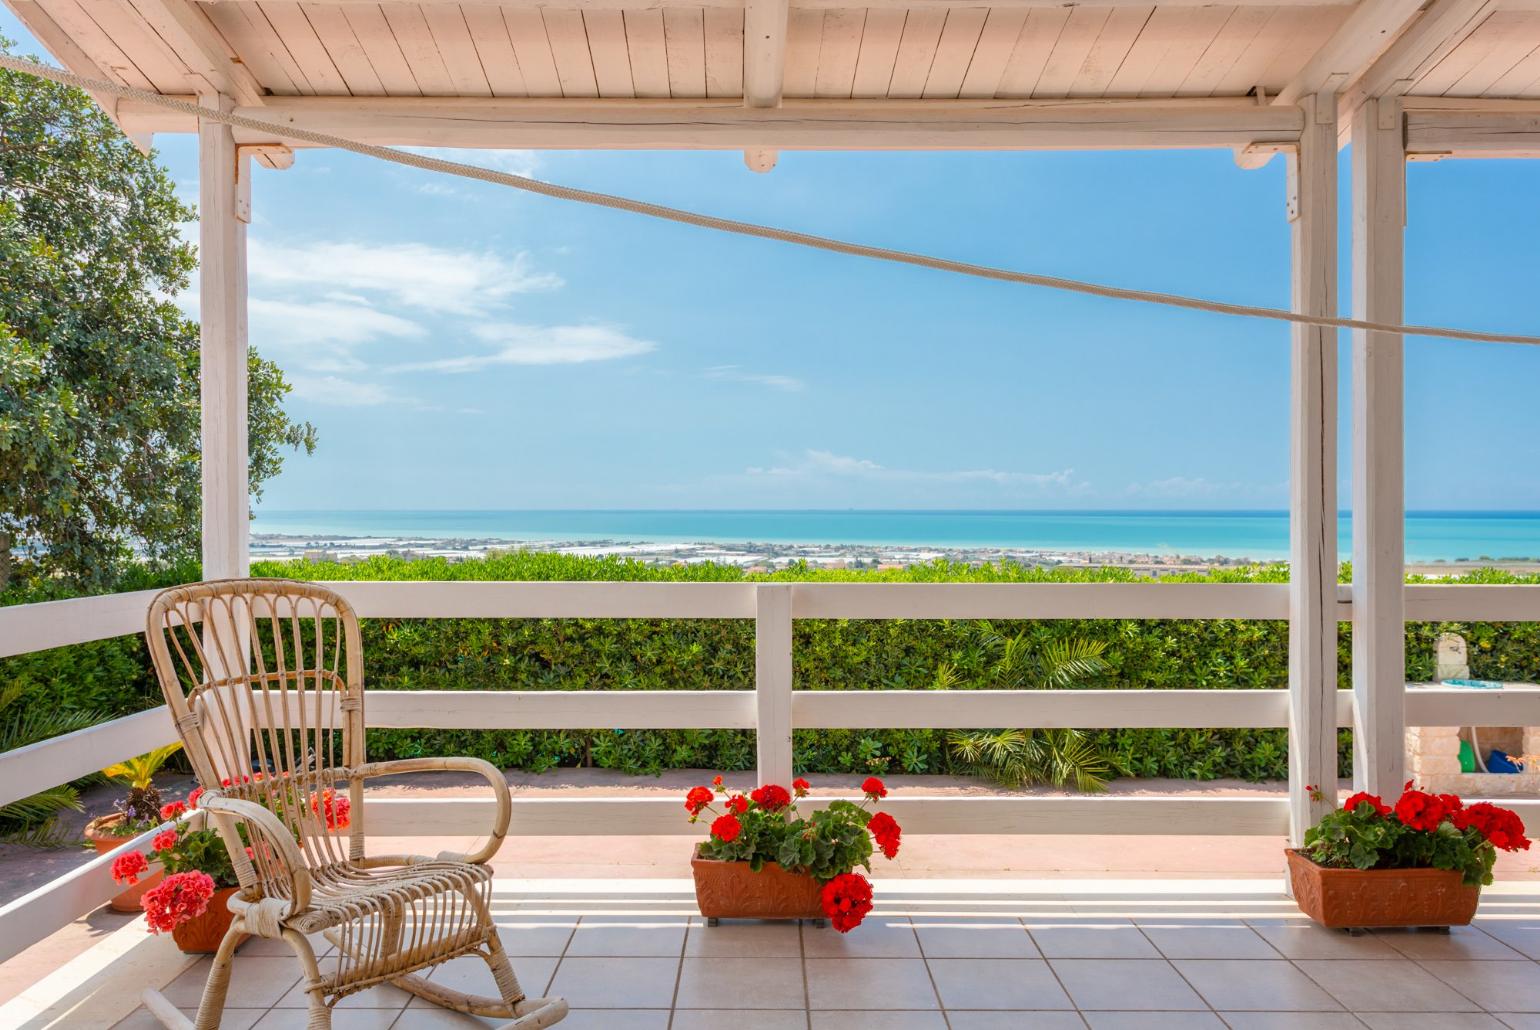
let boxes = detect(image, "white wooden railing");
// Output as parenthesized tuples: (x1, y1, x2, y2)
(2, 579, 1540, 966)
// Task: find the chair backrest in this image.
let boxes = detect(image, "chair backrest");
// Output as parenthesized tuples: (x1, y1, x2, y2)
(145, 579, 366, 879)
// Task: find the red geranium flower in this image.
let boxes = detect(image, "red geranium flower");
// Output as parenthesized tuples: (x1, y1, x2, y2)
(819, 872, 874, 933)
(141, 871, 216, 934)
(711, 814, 742, 843)
(1454, 802, 1531, 851)
(712, 775, 724, 788)
(151, 829, 179, 853)
(725, 795, 749, 816)
(311, 789, 351, 830)
(792, 778, 811, 796)
(685, 786, 714, 816)
(1342, 792, 1390, 817)
(187, 787, 204, 809)
(111, 851, 150, 886)
(750, 784, 792, 812)
(861, 777, 887, 800)
(159, 800, 187, 821)
(1394, 786, 1451, 832)
(867, 811, 902, 860)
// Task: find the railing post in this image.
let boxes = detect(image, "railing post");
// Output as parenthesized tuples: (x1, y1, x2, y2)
(1351, 96, 1407, 797)
(755, 583, 794, 786)
(1287, 92, 1340, 846)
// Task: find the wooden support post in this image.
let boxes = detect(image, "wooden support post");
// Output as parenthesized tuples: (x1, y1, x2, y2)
(199, 95, 250, 582)
(1351, 97, 1407, 796)
(742, 0, 787, 172)
(1288, 93, 1340, 844)
(755, 584, 794, 786)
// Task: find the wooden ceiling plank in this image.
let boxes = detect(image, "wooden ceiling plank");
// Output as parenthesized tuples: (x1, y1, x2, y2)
(1176, 7, 1271, 96)
(849, 8, 905, 97)
(1137, 6, 1234, 97)
(584, 9, 637, 96)
(814, 8, 866, 98)
(923, 8, 988, 99)
(782, 8, 823, 96)
(1347, 0, 1493, 105)
(957, 8, 1029, 98)
(261, 3, 349, 94)
(995, 7, 1071, 97)
(32, 0, 158, 91)
(503, 8, 564, 94)
(1275, 0, 1425, 106)
(663, 7, 707, 97)
(460, 6, 527, 95)
(1485, 28, 1540, 94)
(1034, 7, 1113, 97)
(1416, 11, 1517, 93)
(1069, 4, 1153, 97)
(887, 9, 947, 98)
(300, 3, 386, 95)
(1211, 6, 1299, 94)
(623, 9, 671, 96)
(543, 8, 601, 96)
(422, 5, 496, 95)
(204, 2, 303, 94)
(342, 4, 423, 94)
(380, 4, 459, 95)
(702, 6, 743, 97)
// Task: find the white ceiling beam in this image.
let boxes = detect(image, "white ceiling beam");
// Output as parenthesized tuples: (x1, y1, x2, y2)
(202, 0, 1356, 8)
(167, 96, 1303, 151)
(123, 0, 267, 106)
(742, 0, 788, 172)
(1405, 102, 1540, 156)
(1342, 0, 1494, 112)
(1273, 0, 1427, 108)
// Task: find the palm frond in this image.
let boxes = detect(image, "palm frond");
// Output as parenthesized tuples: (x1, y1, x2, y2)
(1035, 637, 1110, 689)
(102, 742, 183, 787)
(0, 786, 84, 847)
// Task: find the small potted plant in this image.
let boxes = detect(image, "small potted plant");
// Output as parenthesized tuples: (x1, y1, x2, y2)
(686, 775, 901, 932)
(111, 780, 352, 952)
(1290, 781, 1531, 930)
(84, 744, 182, 912)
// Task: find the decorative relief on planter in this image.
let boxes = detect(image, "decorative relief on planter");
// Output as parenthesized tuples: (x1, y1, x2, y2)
(1286, 850, 1480, 929)
(691, 847, 822, 920)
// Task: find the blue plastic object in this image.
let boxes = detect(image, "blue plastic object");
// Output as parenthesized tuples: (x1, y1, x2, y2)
(1487, 750, 1526, 774)
(1441, 678, 1504, 689)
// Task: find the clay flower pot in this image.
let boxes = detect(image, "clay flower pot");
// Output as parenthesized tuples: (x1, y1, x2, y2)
(691, 845, 822, 923)
(85, 814, 163, 913)
(1286, 849, 1481, 929)
(170, 886, 249, 955)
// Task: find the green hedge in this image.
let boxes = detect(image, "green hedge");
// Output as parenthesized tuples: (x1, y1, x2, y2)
(5, 554, 1539, 782)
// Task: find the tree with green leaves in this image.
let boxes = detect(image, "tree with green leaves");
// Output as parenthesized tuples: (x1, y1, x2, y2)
(0, 43, 315, 593)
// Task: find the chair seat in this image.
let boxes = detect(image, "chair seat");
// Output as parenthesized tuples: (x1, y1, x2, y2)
(289, 857, 495, 939)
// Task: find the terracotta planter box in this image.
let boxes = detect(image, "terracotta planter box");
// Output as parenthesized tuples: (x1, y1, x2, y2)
(85, 815, 163, 913)
(691, 846, 822, 923)
(1286, 849, 1481, 929)
(171, 886, 250, 955)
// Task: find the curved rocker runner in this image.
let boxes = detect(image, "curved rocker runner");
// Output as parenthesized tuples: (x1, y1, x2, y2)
(139, 579, 568, 1029)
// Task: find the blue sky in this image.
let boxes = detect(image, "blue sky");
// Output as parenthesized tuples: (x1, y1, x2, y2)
(5, 12, 1539, 513)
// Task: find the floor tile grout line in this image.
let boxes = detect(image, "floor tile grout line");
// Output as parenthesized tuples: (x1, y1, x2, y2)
(1132, 917, 1224, 1021)
(663, 913, 688, 1030)
(912, 914, 956, 1030)
(799, 919, 812, 1030)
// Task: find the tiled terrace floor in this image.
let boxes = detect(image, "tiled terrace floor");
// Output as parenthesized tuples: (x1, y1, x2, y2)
(17, 879, 1536, 1030)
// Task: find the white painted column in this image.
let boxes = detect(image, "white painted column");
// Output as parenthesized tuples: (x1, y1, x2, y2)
(1350, 97, 1407, 796)
(1287, 93, 1341, 844)
(198, 95, 251, 581)
(755, 583, 794, 786)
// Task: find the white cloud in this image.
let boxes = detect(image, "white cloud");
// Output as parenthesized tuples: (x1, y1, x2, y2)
(286, 375, 404, 407)
(248, 240, 562, 315)
(746, 450, 1080, 491)
(391, 324, 657, 373)
(250, 297, 426, 348)
(705, 365, 805, 392)
(399, 147, 541, 179)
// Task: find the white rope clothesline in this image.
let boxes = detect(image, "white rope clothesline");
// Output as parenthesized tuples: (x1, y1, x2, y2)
(3, 53, 1538, 349)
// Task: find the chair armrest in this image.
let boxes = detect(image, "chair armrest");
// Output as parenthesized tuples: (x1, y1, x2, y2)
(350, 757, 511, 865)
(198, 792, 313, 912)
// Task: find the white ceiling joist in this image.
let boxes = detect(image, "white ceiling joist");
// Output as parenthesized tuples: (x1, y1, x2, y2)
(742, 0, 788, 172)
(123, 0, 266, 105)
(1342, 0, 1495, 112)
(1273, 0, 1429, 107)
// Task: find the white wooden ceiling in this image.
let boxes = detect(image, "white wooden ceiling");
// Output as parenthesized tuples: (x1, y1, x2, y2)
(11, 0, 1539, 104)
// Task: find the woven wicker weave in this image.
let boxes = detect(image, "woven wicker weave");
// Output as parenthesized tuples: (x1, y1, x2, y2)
(141, 578, 567, 1029)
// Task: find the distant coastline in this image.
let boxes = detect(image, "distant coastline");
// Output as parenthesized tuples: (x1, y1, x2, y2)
(250, 509, 1540, 573)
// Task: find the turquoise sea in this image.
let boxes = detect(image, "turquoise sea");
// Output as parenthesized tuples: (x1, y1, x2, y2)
(248, 510, 1540, 563)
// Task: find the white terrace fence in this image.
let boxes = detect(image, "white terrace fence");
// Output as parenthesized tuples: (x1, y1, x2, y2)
(2, 579, 1540, 965)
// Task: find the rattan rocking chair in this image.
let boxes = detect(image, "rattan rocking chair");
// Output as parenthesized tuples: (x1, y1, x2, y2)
(140, 578, 567, 1030)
